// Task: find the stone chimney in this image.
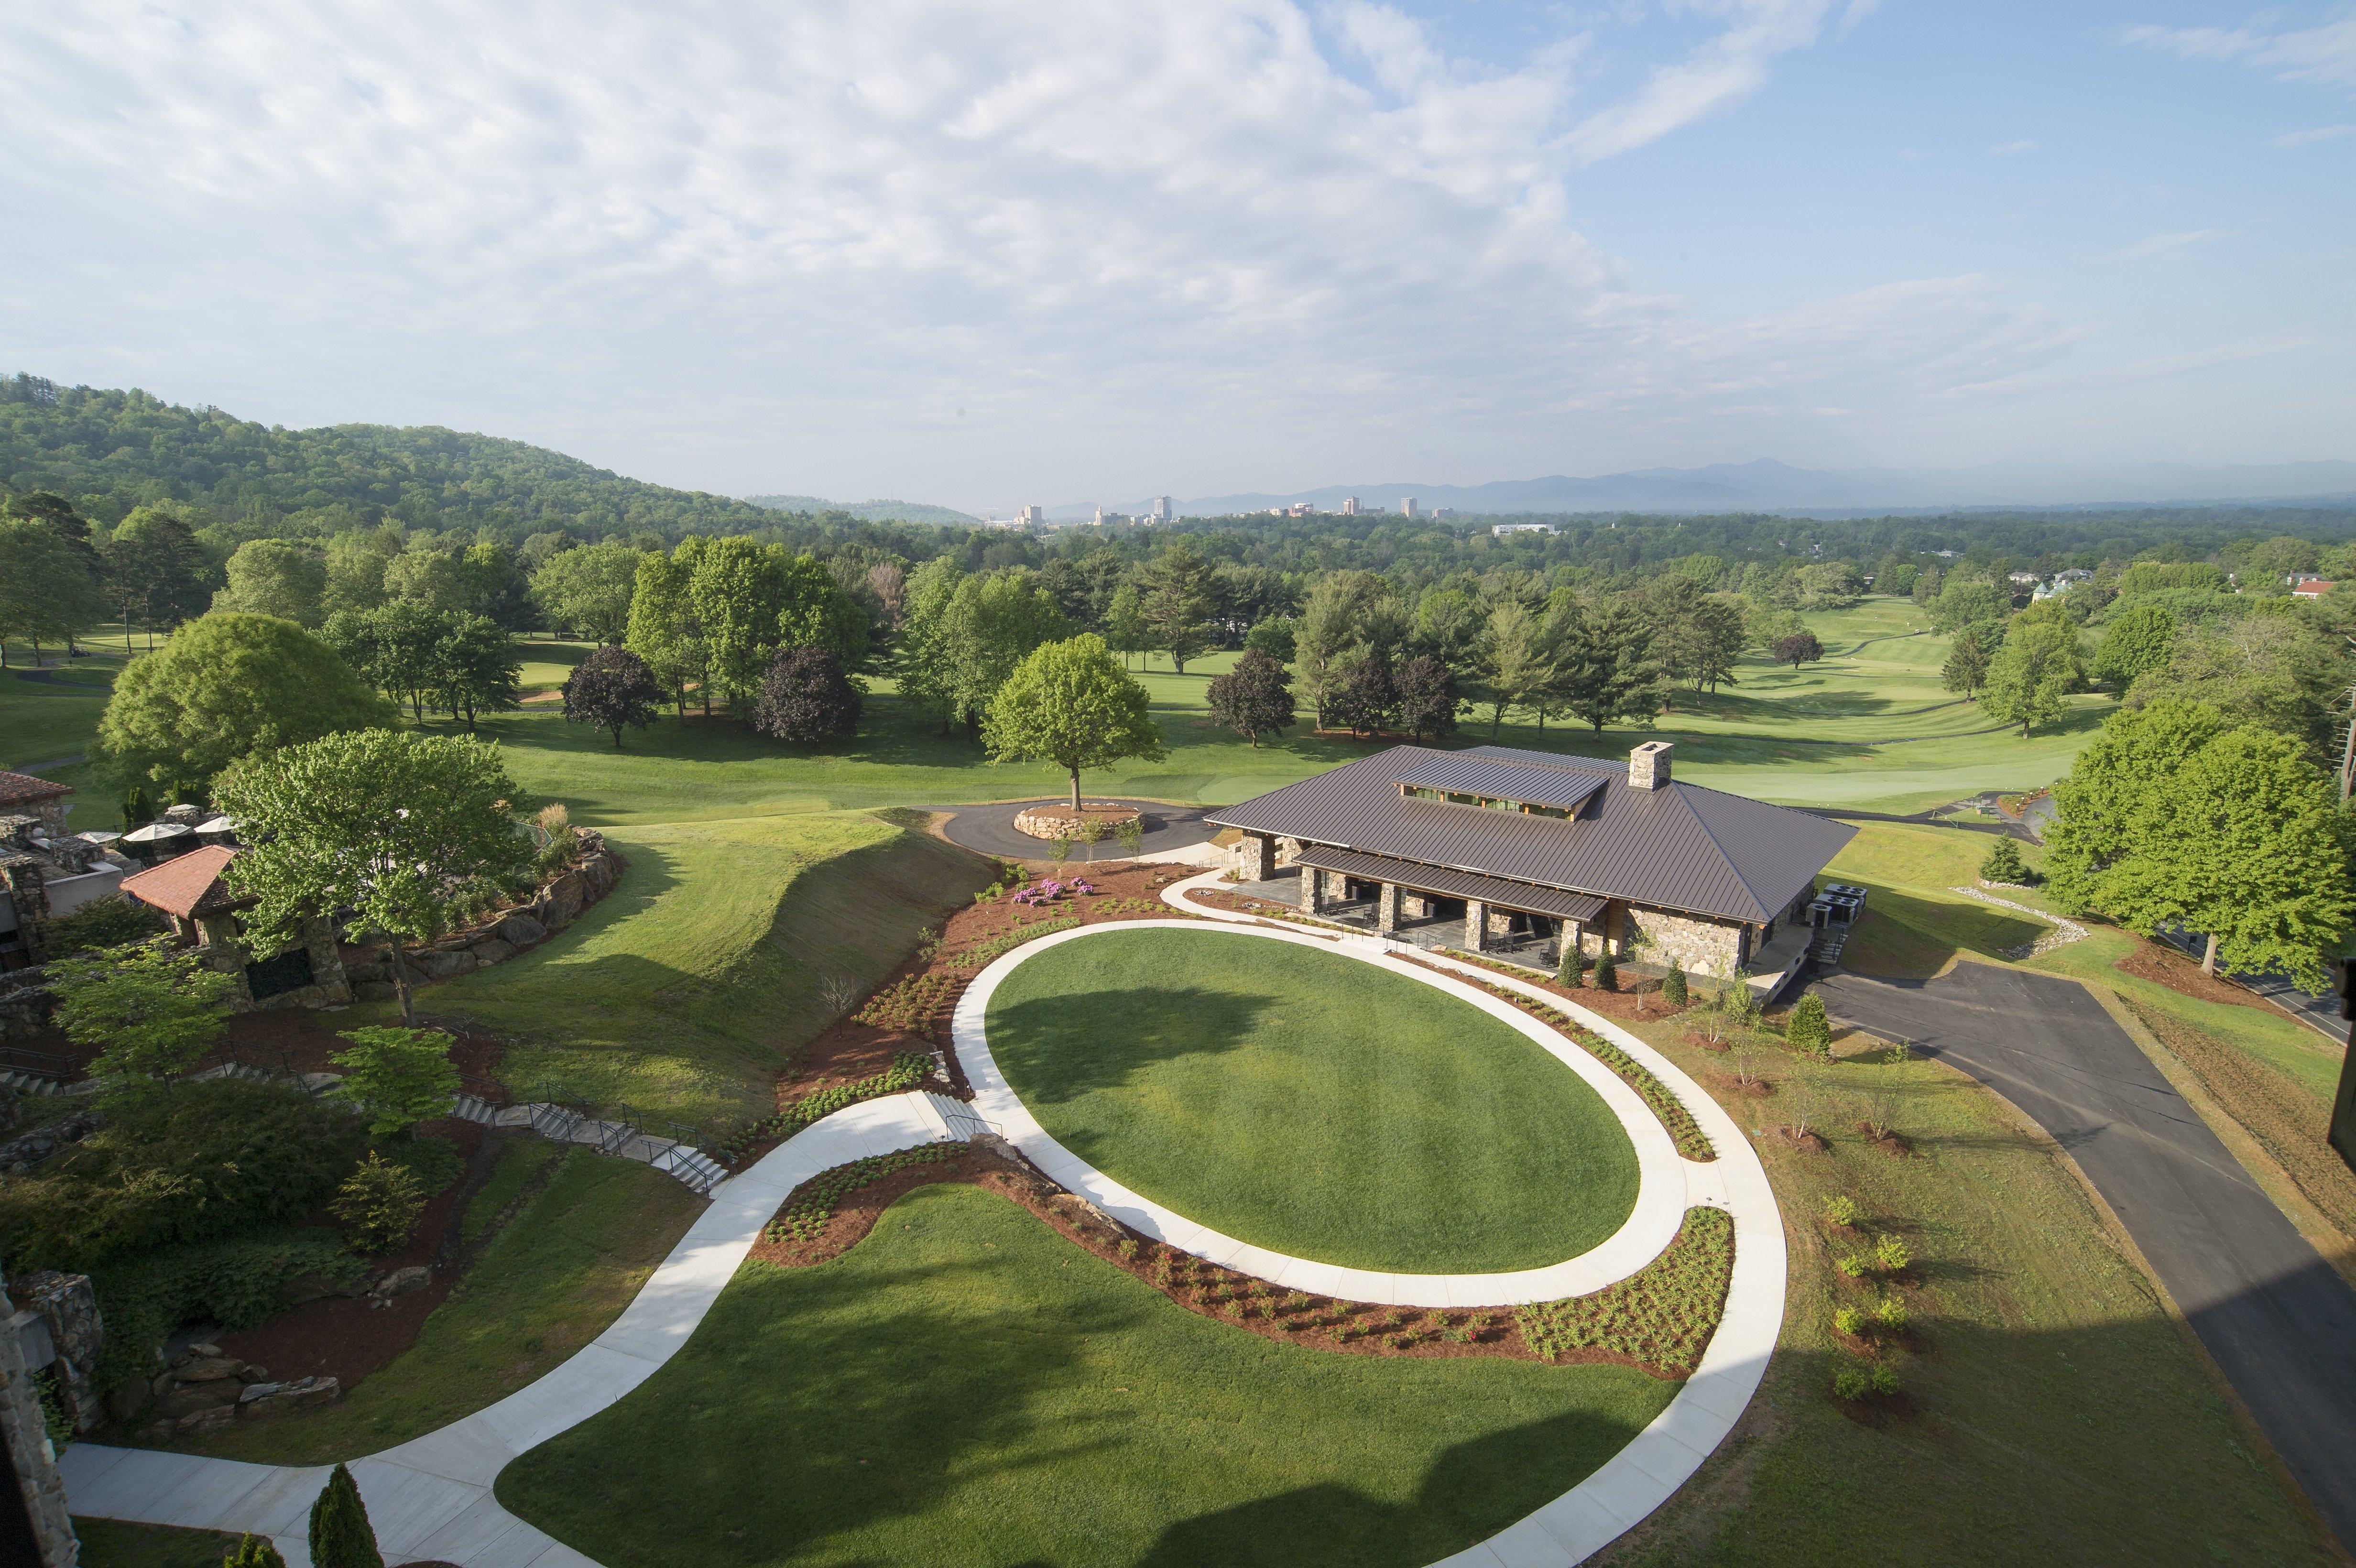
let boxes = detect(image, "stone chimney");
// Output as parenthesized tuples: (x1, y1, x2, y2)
(1629, 741, 1673, 791)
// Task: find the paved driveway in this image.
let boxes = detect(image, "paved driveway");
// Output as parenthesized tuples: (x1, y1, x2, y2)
(1817, 964, 2356, 1551)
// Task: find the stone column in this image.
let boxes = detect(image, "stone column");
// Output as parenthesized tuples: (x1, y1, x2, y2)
(0, 1273, 78, 1568)
(1235, 834, 1276, 882)
(1300, 868, 1323, 915)
(1464, 899, 1488, 951)
(21, 1274, 100, 1437)
(1376, 882, 1402, 933)
(1486, 906, 1516, 945)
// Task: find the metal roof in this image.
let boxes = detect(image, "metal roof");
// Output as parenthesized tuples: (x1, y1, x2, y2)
(1209, 743, 1856, 925)
(1292, 844, 1605, 922)
(1389, 754, 1609, 813)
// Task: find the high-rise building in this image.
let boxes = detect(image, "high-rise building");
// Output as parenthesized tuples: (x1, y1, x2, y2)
(1150, 495, 1174, 522)
(1399, 497, 1418, 517)
(1019, 503, 1045, 525)
(1341, 495, 1361, 515)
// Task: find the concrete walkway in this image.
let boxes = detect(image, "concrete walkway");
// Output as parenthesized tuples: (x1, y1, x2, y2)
(1817, 965, 2356, 1552)
(1164, 871, 1789, 1568)
(957, 918, 1699, 1306)
(62, 1091, 976, 1568)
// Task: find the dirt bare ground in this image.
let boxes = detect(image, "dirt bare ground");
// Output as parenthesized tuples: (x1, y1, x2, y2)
(2113, 938, 2275, 1012)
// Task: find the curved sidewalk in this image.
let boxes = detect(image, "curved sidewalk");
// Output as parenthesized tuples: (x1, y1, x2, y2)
(956, 918, 1698, 1307)
(1163, 870, 1789, 1568)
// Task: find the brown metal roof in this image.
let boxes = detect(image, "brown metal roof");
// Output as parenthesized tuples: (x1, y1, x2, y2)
(1388, 754, 1609, 813)
(1209, 743, 1856, 925)
(1292, 844, 1606, 922)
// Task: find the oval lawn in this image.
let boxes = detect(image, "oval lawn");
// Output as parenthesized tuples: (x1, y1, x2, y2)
(983, 926, 1641, 1274)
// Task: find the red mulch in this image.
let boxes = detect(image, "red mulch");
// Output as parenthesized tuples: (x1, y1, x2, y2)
(1775, 1126, 1831, 1153)
(204, 1118, 490, 1394)
(1854, 1122, 1913, 1158)
(2112, 939, 2268, 1011)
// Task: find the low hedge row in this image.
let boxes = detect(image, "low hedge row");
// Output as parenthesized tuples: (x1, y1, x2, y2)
(761, 1143, 967, 1246)
(1448, 973, 1717, 1161)
(1515, 1205, 1734, 1378)
(717, 1052, 936, 1164)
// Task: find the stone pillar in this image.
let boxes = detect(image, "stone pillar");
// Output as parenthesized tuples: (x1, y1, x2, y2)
(21, 1274, 100, 1437)
(1376, 883, 1402, 933)
(1464, 899, 1487, 951)
(1486, 906, 1516, 944)
(0, 1272, 78, 1568)
(1300, 868, 1323, 915)
(1235, 833, 1276, 882)
(1402, 893, 1430, 920)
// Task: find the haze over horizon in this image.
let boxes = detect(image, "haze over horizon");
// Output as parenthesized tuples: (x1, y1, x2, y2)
(4, 2, 2351, 517)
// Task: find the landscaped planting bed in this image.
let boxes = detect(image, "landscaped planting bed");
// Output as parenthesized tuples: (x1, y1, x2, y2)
(1515, 1207, 1734, 1378)
(500, 1180, 1680, 1568)
(984, 926, 1642, 1273)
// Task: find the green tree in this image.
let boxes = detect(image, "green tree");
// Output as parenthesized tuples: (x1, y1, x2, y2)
(1102, 581, 1149, 670)
(1980, 615, 2083, 737)
(983, 634, 1166, 810)
(2089, 599, 2176, 693)
(1786, 993, 1831, 1058)
(623, 548, 704, 718)
(2129, 614, 2344, 756)
(328, 1026, 461, 1135)
(323, 529, 401, 617)
(212, 730, 531, 1024)
(213, 539, 327, 626)
(47, 942, 237, 1089)
(893, 556, 965, 733)
(382, 549, 474, 613)
(1941, 628, 1990, 698)
(309, 1462, 385, 1568)
(330, 1154, 428, 1255)
(1479, 600, 1552, 736)
(1560, 597, 1666, 736)
(563, 644, 664, 747)
(949, 570, 1068, 735)
(104, 507, 213, 648)
(224, 1534, 288, 1568)
(2043, 699, 2227, 912)
(0, 518, 106, 667)
(527, 540, 640, 643)
(1243, 614, 1297, 663)
(5, 492, 103, 653)
(1927, 579, 2010, 639)
(322, 600, 445, 721)
(430, 612, 523, 731)
(1205, 648, 1295, 747)
(1980, 837, 2031, 884)
(96, 613, 396, 799)
(1141, 541, 1214, 673)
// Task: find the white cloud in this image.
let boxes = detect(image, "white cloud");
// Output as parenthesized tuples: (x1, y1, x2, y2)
(2111, 228, 2236, 260)
(2274, 122, 2356, 145)
(1991, 139, 2037, 154)
(0, 0, 2086, 498)
(2118, 15, 2356, 94)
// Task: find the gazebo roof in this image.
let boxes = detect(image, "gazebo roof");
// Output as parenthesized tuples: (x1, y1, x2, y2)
(120, 845, 249, 919)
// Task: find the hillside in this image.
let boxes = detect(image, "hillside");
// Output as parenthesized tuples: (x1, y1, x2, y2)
(746, 493, 978, 526)
(0, 373, 794, 542)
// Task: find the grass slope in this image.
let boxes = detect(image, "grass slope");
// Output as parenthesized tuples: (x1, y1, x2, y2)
(393, 811, 992, 1128)
(72, 1520, 241, 1568)
(498, 1181, 1674, 1568)
(185, 1145, 703, 1466)
(985, 927, 1639, 1273)
(1602, 1012, 2339, 1566)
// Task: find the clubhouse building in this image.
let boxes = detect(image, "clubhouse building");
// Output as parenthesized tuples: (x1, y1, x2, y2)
(1209, 741, 1855, 983)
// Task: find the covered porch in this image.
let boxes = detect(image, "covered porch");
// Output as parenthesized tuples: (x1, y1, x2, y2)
(1246, 846, 1608, 970)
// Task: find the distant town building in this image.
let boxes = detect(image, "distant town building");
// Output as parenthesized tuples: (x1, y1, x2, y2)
(1150, 496, 1174, 522)
(2007, 571, 2040, 588)
(1017, 503, 1045, 526)
(1341, 496, 1361, 516)
(1400, 498, 1418, 517)
(2294, 578, 2336, 598)
(1493, 523, 1559, 536)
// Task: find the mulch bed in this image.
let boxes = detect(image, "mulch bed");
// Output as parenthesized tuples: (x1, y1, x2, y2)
(1703, 1072, 1774, 1099)
(1854, 1122, 1913, 1158)
(2112, 939, 2269, 1011)
(1774, 1126, 1830, 1153)
(747, 1143, 1711, 1376)
(202, 1118, 495, 1396)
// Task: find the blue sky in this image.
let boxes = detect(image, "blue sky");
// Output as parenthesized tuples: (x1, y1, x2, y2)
(0, 2, 2348, 511)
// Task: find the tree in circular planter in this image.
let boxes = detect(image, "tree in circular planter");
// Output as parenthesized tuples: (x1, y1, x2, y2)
(562, 644, 664, 749)
(983, 634, 1166, 811)
(751, 646, 863, 744)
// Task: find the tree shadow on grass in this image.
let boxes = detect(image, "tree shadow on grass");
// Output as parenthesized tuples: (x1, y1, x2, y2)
(986, 985, 1277, 1107)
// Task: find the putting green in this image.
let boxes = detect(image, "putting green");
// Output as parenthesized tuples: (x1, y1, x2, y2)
(983, 927, 1641, 1273)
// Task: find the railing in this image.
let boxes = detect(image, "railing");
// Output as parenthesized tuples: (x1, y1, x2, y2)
(0, 1045, 77, 1083)
(932, 1097, 1001, 1142)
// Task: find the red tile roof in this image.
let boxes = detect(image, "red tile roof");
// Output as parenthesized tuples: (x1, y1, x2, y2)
(0, 771, 72, 807)
(120, 845, 247, 919)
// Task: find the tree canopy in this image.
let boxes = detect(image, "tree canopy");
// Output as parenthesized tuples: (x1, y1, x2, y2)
(983, 634, 1166, 809)
(96, 611, 396, 799)
(563, 644, 665, 747)
(1205, 648, 1295, 747)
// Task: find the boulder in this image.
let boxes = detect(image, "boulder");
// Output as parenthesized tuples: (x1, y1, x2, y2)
(236, 1382, 282, 1404)
(159, 1384, 240, 1418)
(415, 949, 476, 980)
(355, 981, 399, 1003)
(372, 1265, 432, 1300)
(580, 853, 616, 892)
(175, 1405, 236, 1433)
(283, 1271, 369, 1305)
(469, 938, 516, 967)
(343, 958, 388, 984)
(545, 872, 587, 927)
(172, 1356, 242, 1383)
(239, 1375, 339, 1417)
(495, 913, 546, 947)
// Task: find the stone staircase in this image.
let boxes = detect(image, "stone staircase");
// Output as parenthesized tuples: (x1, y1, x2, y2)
(448, 1091, 729, 1195)
(0, 1069, 97, 1098)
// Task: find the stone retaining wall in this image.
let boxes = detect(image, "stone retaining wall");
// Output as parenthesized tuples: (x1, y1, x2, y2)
(343, 831, 626, 1002)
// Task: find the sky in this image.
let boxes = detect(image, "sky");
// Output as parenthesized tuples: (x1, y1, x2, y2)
(1, 1, 2351, 514)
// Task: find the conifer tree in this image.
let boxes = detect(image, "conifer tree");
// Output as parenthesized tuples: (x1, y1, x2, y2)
(309, 1463, 385, 1568)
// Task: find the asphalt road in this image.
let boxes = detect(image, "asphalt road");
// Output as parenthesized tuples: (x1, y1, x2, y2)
(919, 797, 1223, 862)
(1817, 964, 2356, 1551)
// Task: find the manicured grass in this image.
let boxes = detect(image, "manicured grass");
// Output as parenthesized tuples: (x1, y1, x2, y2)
(1824, 822, 2052, 978)
(73, 1519, 241, 1568)
(186, 1145, 703, 1466)
(984, 927, 1640, 1273)
(1605, 1013, 2340, 1566)
(498, 1181, 1675, 1568)
(379, 810, 991, 1129)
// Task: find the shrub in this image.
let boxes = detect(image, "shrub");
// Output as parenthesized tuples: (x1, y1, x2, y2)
(1832, 1365, 1872, 1401)
(1786, 993, 1832, 1057)
(226, 1535, 289, 1568)
(37, 894, 165, 959)
(310, 1461, 386, 1568)
(1823, 1194, 1862, 1228)
(1557, 947, 1586, 988)
(1873, 1234, 1913, 1274)
(93, 1227, 363, 1396)
(1869, 1362, 1901, 1396)
(1979, 836, 2033, 885)
(1514, 1207, 1734, 1377)
(1661, 962, 1688, 1006)
(329, 1026, 461, 1136)
(376, 1130, 465, 1195)
(1592, 951, 1618, 992)
(1835, 1254, 1869, 1279)
(1873, 1296, 1909, 1330)
(1833, 1305, 1865, 1338)
(762, 1143, 963, 1245)
(330, 1153, 428, 1255)
(0, 1079, 366, 1272)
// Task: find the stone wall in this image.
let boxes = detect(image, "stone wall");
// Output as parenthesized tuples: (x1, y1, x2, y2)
(344, 830, 626, 1002)
(1624, 904, 1748, 975)
(0, 1272, 77, 1568)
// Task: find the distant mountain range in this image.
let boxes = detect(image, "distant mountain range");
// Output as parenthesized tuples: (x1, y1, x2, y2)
(745, 493, 979, 526)
(1046, 458, 2356, 520)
